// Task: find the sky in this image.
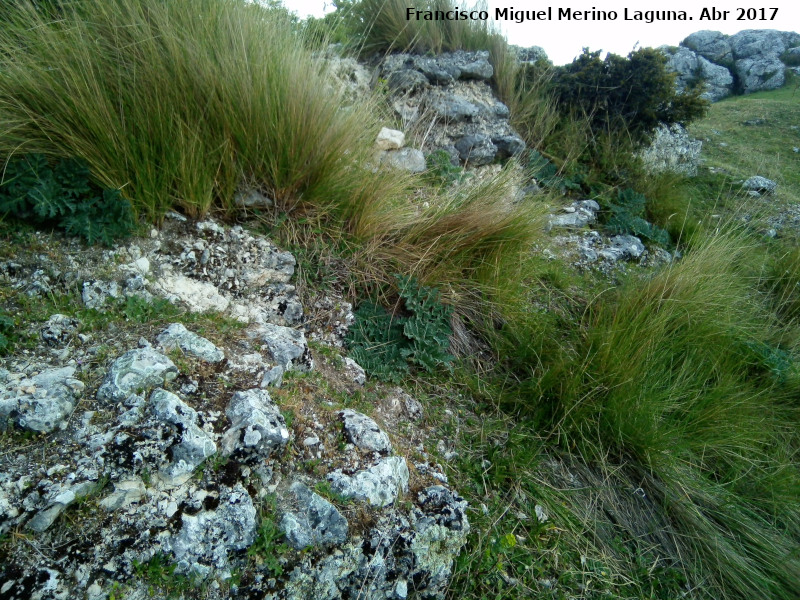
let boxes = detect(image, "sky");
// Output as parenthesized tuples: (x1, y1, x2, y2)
(281, 1, 800, 64)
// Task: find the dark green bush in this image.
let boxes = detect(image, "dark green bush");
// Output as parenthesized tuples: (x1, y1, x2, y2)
(346, 274, 454, 382)
(551, 48, 708, 145)
(0, 154, 136, 246)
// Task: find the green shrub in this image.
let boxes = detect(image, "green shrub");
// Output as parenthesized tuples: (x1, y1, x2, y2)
(551, 48, 708, 145)
(347, 274, 454, 382)
(604, 187, 671, 247)
(0, 153, 135, 245)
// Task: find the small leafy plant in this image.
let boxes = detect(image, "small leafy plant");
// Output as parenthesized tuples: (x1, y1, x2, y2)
(249, 495, 290, 577)
(605, 188, 671, 247)
(425, 149, 467, 188)
(0, 154, 136, 246)
(526, 150, 583, 193)
(347, 274, 454, 382)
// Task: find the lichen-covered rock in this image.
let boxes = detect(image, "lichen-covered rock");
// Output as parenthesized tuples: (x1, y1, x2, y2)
(0, 366, 84, 433)
(343, 357, 366, 386)
(328, 456, 409, 508)
(40, 314, 80, 346)
(148, 388, 217, 484)
(454, 134, 496, 166)
(744, 175, 778, 194)
(339, 409, 391, 454)
(639, 123, 703, 176)
(730, 29, 786, 59)
(280, 482, 349, 550)
(26, 481, 96, 532)
(410, 486, 471, 594)
(96, 348, 178, 403)
(247, 322, 313, 372)
(280, 486, 468, 600)
(155, 323, 225, 363)
(378, 50, 526, 168)
(683, 30, 733, 62)
(154, 274, 230, 313)
(662, 46, 733, 102)
(98, 479, 147, 511)
(167, 484, 256, 578)
(82, 279, 121, 308)
(736, 55, 785, 93)
(220, 388, 289, 459)
(598, 235, 646, 261)
(547, 200, 600, 230)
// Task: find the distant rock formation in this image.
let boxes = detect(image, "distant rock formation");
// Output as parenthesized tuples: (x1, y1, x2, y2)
(663, 29, 800, 100)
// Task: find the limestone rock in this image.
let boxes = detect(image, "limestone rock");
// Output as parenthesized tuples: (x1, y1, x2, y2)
(731, 29, 786, 59)
(454, 134, 496, 166)
(0, 366, 84, 433)
(339, 409, 391, 453)
(343, 357, 366, 386)
(382, 147, 427, 173)
(247, 322, 313, 372)
(280, 482, 348, 550)
(148, 388, 217, 484)
(82, 280, 121, 309)
(168, 484, 256, 578)
(154, 274, 229, 313)
(40, 314, 80, 346)
(683, 30, 732, 62)
(96, 348, 178, 403)
(744, 176, 777, 194)
(639, 123, 703, 176)
(375, 127, 405, 151)
(220, 388, 289, 459)
(736, 55, 785, 93)
(547, 200, 600, 230)
(328, 456, 409, 508)
(155, 323, 225, 363)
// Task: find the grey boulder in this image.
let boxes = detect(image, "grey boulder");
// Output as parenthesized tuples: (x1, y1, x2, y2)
(328, 456, 409, 508)
(96, 348, 178, 403)
(156, 323, 225, 363)
(148, 388, 217, 484)
(280, 482, 349, 550)
(220, 388, 289, 459)
(339, 409, 392, 453)
(0, 366, 84, 433)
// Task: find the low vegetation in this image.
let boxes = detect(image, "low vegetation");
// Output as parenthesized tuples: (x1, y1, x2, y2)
(1, 1, 798, 599)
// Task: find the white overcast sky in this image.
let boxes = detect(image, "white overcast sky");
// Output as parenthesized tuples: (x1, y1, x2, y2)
(282, 1, 799, 64)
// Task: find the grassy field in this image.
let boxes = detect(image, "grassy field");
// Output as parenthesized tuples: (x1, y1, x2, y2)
(1, 1, 799, 599)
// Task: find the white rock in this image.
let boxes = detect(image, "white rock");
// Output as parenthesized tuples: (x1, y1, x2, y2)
(375, 127, 405, 150)
(155, 274, 229, 313)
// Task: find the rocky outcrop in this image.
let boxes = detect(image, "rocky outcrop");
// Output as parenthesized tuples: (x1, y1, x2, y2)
(662, 46, 733, 101)
(668, 29, 800, 99)
(0, 218, 469, 600)
(378, 50, 526, 166)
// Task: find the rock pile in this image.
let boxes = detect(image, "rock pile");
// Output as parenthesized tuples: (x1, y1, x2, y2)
(378, 50, 526, 166)
(0, 218, 469, 600)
